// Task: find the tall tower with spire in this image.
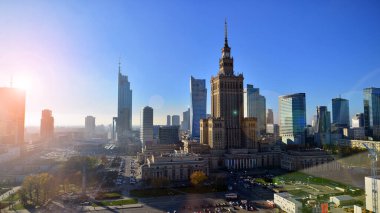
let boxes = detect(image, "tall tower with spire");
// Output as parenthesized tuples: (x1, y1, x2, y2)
(117, 60, 132, 141)
(200, 21, 248, 150)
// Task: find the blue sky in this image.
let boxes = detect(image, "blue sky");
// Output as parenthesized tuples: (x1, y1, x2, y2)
(0, 0, 379, 126)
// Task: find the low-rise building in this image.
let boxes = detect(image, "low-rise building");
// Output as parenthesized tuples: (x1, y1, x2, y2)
(280, 150, 338, 171)
(365, 176, 380, 212)
(274, 192, 302, 213)
(338, 139, 380, 152)
(329, 195, 356, 207)
(141, 151, 209, 181)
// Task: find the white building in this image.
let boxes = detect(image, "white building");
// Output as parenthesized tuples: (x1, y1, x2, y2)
(274, 193, 302, 213)
(140, 106, 153, 147)
(365, 176, 380, 212)
(329, 195, 355, 206)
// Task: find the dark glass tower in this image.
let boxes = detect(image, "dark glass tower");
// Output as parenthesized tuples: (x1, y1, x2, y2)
(117, 62, 132, 141)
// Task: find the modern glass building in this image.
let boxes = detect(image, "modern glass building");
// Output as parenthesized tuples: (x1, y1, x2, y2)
(244, 84, 266, 135)
(279, 93, 306, 144)
(190, 76, 207, 139)
(332, 97, 350, 127)
(315, 106, 331, 146)
(117, 64, 132, 140)
(363, 87, 380, 138)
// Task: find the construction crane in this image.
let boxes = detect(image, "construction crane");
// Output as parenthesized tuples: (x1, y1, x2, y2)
(363, 143, 378, 213)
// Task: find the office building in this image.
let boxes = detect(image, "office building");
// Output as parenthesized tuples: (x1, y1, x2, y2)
(267, 109, 274, 124)
(352, 113, 364, 128)
(332, 97, 350, 127)
(40, 109, 54, 142)
(365, 176, 380, 212)
(171, 115, 180, 126)
(140, 106, 154, 146)
(181, 108, 190, 131)
(85, 116, 96, 139)
(159, 126, 179, 144)
(314, 106, 331, 146)
(190, 76, 207, 138)
(244, 84, 266, 135)
(364, 87, 380, 139)
(0, 88, 25, 144)
(166, 115, 171, 126)
(274, 193, 302, 213)
(279, 93, 306, 145)
(117, 63, 132, 140)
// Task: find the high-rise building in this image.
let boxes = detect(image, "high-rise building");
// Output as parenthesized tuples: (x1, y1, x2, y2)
(181, 108, 190, 131)
(365, 176, 380, 213)
(171, 115, 180, 126)
(0, 88, 25, 144)
(190, 76, 207, 138)
(244, 84, 266, 135)
(332, 97, 350, 127)
(279, 93, 306, 145)
(117, 62, 132, 141)
(158, 126, 179, 144)
(314, 106, 331, 146)
(40, 109, 54, 142)
(266, 109, 274, 124)
(85, 116, 96, 139)
(140, 106, 153, 147)
(200, 21, 257, 150)
(352, 113, 364, 128)
(166, 115, 171, 126)
(363, 87, 380, 139)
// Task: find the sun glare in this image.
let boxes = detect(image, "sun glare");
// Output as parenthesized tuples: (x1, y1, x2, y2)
(13, 75, 33, 91)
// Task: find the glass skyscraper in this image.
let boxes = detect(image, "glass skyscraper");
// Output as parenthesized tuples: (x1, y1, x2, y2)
(279, 93, 306, 144)
(363, 87, 380, 138)
(315, 106, 331, 146)
(332, 97, 350, 127)
(117, 64, 132, 141)
(244, 84, 266, 135)
(190, 76, 207, 139)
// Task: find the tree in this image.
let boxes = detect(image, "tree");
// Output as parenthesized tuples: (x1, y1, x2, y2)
(190, 171, 207, 187)
(19, 173, 57, 207)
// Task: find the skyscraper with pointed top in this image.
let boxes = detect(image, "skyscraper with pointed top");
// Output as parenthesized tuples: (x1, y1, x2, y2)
(117, 61, 132, 141)
(200, 21, 257, 150)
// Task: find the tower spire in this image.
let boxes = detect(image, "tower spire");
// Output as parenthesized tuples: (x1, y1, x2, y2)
(224, 19, 228, 47)
(118, 57, 121, 74)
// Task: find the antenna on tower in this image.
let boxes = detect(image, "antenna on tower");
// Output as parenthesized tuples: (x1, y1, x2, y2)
(224, 18, 228, 46)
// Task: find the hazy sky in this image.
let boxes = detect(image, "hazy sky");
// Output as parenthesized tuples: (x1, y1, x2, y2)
(0, 0, 379, 126)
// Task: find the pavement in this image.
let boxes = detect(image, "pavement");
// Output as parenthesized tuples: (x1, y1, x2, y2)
(0, 186, 21, 201)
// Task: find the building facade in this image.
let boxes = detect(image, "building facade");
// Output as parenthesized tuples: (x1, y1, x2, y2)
(117, 63, 132, 140)
(365, 176, 380, 213)
(352, 113, 364, 128)
(171, 115, 180, 126)
(314, 106, 331, 146)
(363, 87, 380, 139)
(267, 109, 274, 124)
(279, 93, 306, 145)
(244, 84, 266, 135)
(0, 88, 25, 145)
(181, 108, 190, 131)
(274, 193, 302, 213)
(158, 126, 180, 144)
(40, 109, 54, 142)
(166, 115, 171, 126)
(190, 76, 207, 138)
(332, 97, 350, 127)
(85, 116, 96, 139)
(140, 106, 154, 147)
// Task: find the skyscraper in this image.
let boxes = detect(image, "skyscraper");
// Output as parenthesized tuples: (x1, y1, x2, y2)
(244, 84, 266, 135)
(166, 115, 171, 126)
(140, 106, 153, 147)
(279, 93, 306, 144)
(190, 76, 207, 138)
(332, 97, 350, 127)
(85, 116, 96, 139)
(200, 21, 257, 150)
(314, 106, 331, 146)
(181, 108, 190, 131)
(266, 109, 274, 124)
(40, 109, 54, 142)
(117, 62, 132, 141)
(171, 115, 180, 126)
(0, 88, 25, 145)
(363, 87, 380, 139)
(158, 126, 179, 144)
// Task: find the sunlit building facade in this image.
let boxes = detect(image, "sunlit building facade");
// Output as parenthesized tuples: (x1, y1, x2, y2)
(244, 84, 266, 135)
(0, 88, 25, 145)
(85, 115, 96, 139)
(40, 109, 54, 142)
(117, 64, 132, 140)
(279, 93, 306, 145)
(140, 106, 154, 147)
(363, 87, 380, 139)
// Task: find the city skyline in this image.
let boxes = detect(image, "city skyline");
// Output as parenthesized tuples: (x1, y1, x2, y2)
(1, 1, 380, 126)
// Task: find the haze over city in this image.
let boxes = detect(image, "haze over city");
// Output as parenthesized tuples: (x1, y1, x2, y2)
(1, 0, 379, 126)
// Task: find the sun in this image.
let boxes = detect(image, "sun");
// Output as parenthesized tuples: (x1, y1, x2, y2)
(13, 75, 33, 91)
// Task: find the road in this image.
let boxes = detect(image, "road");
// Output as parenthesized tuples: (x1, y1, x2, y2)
(0, 186, 21, 201)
